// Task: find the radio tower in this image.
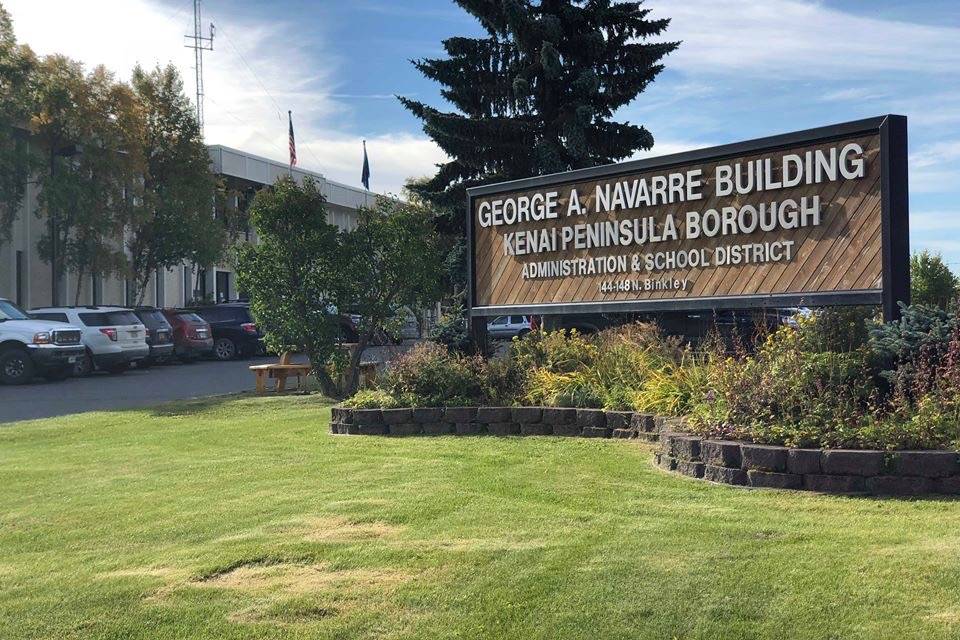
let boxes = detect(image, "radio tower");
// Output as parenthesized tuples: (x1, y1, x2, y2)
(184, 0, 215, 135)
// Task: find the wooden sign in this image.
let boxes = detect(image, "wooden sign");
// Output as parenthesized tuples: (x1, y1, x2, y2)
(466, 116, 909, 320)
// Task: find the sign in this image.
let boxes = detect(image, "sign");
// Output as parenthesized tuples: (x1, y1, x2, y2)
(466, 116, 909, 320)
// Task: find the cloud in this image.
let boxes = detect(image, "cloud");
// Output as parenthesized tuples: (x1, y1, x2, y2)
(298, 132, 447, 195)
(819, 87, 888, 103)
(910, 211, 960, 233)
(647, 0, 960, 77)
(2, 0, 442, 194)
(910, 140, 960, 194)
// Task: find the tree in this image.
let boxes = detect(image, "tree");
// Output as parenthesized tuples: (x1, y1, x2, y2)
(337, 197, 443, 394)
(30, 59, 143, 304)
(0, 4, 35, 241)
(911, 250, 957, 310)
(235, 177, 343, 395)
(126, 64, 217, 305)
(399, 0, 678, 234)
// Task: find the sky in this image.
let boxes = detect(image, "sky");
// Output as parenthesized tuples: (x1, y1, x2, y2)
(3, 0, 960, 264)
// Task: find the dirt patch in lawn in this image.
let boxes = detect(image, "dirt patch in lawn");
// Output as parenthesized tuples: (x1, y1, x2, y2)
(191, 560, 415, 626)
(197, 561, 410, 593)
(299, 516, 401, 542)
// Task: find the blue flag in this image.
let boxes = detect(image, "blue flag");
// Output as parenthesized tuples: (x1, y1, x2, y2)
(361, 140, 370, 190)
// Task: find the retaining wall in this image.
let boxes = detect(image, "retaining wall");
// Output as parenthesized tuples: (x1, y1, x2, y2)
(331, 406, 960, 496)
(330, 406, 682, 440)
(657, 432, 960, 496)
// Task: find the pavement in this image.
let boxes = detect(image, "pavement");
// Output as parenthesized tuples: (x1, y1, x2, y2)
(0, 343, 415, 425)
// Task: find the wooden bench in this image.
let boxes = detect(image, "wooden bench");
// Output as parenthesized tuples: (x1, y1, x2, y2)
(250, 353, 312, 393)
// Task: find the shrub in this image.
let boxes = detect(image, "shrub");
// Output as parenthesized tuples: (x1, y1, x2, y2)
(384, 342, 485, 406)
(870, 302, 956, 383)
(428, 305, 472, 353)
(341, 389, 399, 409)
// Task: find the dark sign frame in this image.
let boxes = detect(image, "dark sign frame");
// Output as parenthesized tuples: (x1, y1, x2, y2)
(466, 115, 909, 321)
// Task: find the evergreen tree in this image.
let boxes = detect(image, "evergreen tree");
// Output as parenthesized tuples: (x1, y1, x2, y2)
(400, 0, 678, 233)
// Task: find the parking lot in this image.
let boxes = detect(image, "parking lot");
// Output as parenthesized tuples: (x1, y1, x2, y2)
(0, 343, 414, 425)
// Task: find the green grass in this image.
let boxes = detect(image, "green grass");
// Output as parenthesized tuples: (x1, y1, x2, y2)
(3, 396, 960, 639)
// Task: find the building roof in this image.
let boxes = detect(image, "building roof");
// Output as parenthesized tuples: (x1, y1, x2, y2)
(207, 144, 376, 211)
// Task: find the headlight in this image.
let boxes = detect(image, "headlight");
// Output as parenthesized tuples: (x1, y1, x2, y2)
(32, 331, 51, 344)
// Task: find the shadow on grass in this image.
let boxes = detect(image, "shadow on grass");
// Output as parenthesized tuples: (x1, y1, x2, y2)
(143, 390, 336, 418)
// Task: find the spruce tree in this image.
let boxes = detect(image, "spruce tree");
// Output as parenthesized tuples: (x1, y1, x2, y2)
(400, 0, 678, 233)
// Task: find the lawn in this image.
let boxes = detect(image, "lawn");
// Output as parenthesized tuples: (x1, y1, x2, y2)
(2, 396, 960, 639)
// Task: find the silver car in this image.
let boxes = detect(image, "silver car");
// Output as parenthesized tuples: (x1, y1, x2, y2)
(486, 315, 531, 340)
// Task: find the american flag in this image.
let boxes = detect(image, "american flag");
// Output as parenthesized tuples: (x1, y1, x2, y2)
(288, 110, 297, 167)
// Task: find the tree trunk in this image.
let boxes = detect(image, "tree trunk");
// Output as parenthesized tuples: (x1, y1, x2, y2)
(344, 331, 372, 397)
(73, 266, 85, 306)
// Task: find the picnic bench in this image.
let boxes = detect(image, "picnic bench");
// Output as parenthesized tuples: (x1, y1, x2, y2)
(250, 352, 312, 393)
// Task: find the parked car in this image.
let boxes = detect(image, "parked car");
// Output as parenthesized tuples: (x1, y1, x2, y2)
(487, 315, 531, 340)
(161, 308, 214, 362)
(132, 307, 176, 366)
(0, 298, 85, 384)
(30, 306, 149, 374)
(187, 302, 264, 360)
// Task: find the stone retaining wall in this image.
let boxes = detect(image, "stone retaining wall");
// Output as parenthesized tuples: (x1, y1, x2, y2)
(656, 432, 960, 496)
(332, 407, 960, 496)
(330, 406, 684, 441)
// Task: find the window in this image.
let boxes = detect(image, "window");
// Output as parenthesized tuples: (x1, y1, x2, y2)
(176, 312, 204, 324)
(182, 265, 191, 306)
(490, 316, 508, 326)
(78, 311, 140, 327)
(92, 275, 102, 306)
(155, 269, 164, 307)
(0, 300, 30, 320)
(510, 316, 525, 324)
(32, 312, 69, 323)
(15, 251, 23, 306)
(137, 310, 167, 326)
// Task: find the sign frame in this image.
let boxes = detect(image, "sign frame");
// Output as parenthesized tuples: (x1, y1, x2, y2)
(466, 115, 909, 320)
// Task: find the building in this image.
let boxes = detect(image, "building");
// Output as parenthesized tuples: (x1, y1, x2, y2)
(0, 145, 376, 310)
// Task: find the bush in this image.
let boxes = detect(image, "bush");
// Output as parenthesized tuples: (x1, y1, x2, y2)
(384, 342, 485, 406)
(429, 306, 472, 353)
(339, 308, 960, 450)
(341, 389, 399, 409)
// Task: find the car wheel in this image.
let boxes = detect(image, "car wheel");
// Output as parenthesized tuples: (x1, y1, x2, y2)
(0, 347, 35, 385)
(214, 338, 236, 361)
(43, 365, 73, 382)
(75, 351, 94, 376)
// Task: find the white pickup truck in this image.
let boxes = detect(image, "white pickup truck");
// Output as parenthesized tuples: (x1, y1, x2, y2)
(0, 298, 86, 384)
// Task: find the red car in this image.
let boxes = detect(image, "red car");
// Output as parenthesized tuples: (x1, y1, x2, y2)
(161, 309, 214, 362)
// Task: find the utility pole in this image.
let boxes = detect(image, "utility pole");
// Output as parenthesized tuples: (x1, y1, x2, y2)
(184, 0, 214, 135)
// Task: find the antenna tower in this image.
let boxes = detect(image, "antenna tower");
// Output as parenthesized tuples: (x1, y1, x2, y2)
(184, 0, 215, 134)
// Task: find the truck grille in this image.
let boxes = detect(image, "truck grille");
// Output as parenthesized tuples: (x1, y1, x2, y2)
(53, 330, 82, 346)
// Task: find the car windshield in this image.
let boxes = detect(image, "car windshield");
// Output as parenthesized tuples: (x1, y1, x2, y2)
(0, 300, 30, 321)
(78, 311, 141, 327)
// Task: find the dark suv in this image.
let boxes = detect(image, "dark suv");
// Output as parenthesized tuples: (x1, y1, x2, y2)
(133, 307, 175, 366)
(188, 303, 264, 360)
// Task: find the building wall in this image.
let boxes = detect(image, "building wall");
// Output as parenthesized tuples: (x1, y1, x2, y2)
(0, 145, 369, 310)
